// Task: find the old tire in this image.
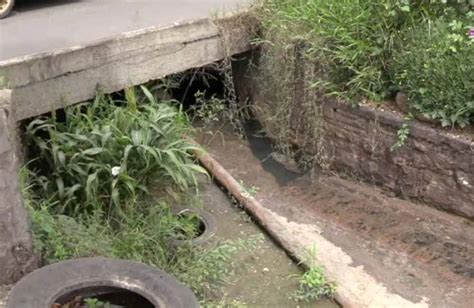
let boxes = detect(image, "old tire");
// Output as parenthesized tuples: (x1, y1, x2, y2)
(0, 0, 14, 19)
(170, 208, 218, 249)
(7, 257, 199, 308)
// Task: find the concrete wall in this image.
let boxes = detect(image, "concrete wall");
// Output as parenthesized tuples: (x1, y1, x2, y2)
(0, 90, 38, 284)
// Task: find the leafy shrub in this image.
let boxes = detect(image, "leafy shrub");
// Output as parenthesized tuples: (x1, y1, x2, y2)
(399, 0, 473, 18)
(191, 90, 226, 126)
(26, 86, 207, 217)
(391, 17, 474, 126)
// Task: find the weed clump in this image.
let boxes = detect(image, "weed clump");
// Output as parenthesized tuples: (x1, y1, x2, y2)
(292, 266, 336, 302)
(290, 247, 336, 302)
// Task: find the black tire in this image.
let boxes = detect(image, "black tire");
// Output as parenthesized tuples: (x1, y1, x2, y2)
(170, 208, 218, 249)
(0, 0, 15, 19)
(7, 257, 199, 308)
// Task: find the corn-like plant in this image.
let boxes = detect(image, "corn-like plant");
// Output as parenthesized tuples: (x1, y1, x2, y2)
(26, 86, 207, 218)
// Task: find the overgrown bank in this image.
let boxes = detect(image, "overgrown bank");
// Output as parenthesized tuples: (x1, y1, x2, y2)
(255, 0, 473, 130)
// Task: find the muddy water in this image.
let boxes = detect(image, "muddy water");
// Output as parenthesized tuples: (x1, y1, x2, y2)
(243, 120, 302, 186)
(200, 183, 338, 307)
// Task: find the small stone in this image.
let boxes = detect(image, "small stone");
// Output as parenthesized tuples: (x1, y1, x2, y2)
(262, 267, 269, 273)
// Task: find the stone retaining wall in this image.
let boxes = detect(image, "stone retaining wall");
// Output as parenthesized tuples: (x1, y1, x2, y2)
(320, 101, 473, 220)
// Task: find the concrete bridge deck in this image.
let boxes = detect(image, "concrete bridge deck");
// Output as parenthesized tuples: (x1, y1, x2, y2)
(0, 0, 250, 61)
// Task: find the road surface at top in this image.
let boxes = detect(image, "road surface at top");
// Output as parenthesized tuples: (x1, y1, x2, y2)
(0, 0, 251, 61)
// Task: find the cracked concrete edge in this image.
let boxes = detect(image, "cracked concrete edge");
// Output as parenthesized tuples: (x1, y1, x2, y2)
(193, 143, 430, 308)
(0, 90, 39, 285)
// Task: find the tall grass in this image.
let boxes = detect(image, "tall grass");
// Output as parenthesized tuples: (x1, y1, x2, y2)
(257, 0, 401, 102)
(26, 86, 207, 218)
(256, 0, 474, 126)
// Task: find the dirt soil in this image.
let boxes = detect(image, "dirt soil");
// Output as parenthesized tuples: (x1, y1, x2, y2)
(199, 182, 338, 307)
(197, 124, 474, 308)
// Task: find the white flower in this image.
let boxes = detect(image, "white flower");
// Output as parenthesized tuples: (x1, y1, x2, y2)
(111, 166, 121, 177)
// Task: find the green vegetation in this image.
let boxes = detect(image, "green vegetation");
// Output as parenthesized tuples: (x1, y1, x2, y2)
(83, 298, 110, 308)
(290, 247, 336, 302)
(27, 189, 260, 299)
(191, 90, 226, 126)
(22, 86, 258, 303)
(391, 18, 474, 127)
(256, 0, 474, 128)
(26, 86, 206, 219)
(292, 266, 336, 302)
(239, 180, 259, 198)
(391, 115, 413, 151)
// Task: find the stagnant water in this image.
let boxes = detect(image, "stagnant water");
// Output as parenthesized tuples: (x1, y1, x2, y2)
(244, 120, 303, 186)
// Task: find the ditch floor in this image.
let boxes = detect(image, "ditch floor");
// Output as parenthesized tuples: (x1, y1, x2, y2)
(197, 123, 474, 308)
(199, 181, 338, 307)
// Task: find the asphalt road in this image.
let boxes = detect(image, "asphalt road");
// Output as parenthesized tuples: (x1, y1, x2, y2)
(0, 0, 250, 61)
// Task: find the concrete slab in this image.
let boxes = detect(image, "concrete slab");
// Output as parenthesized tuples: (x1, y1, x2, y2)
(0, 0, 252, 61)
(0, 14, 254, 121)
